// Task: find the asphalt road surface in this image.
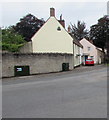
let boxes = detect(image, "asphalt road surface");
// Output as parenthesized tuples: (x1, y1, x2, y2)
(2, 65, 107, 118)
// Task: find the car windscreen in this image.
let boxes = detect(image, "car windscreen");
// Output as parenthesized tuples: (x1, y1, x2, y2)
(86, 59, 93, 61)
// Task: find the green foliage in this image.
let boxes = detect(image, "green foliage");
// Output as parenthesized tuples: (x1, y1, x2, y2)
(90, 15, 109, 63)
(90, 15, 109, 51)
(1, 27, 25, 52)
(13, 14, 45, 42)
(2, 43, 24, 52)
(70, 20, 89, 40)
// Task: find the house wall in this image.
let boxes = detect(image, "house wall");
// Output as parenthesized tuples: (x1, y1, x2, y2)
(80, 38, 98, 64)
(2, 53, 74, 77)
(80, 47, 83, 64)
(97, 48, 104, 64)
(73, 43, 80, 67)
(19, 42, 33, 53)
(32, 17, 73, 54)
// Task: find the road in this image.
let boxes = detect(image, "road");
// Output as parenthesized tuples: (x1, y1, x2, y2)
(2, 65, 107, 118)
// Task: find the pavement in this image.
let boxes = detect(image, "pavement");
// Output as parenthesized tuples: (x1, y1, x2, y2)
(2, 64, 107, 118)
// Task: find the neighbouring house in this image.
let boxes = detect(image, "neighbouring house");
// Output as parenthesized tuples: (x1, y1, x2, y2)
(80, 38, 104, 64)
(20, 8, 74, 53)
(21, 8, 73, 54)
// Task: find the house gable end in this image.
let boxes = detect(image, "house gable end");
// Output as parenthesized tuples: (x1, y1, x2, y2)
(31, 17, 73, 54)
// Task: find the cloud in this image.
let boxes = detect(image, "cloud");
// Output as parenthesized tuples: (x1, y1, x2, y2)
(107, 1, 109, 15)
(55, 2, 106, 29)
(1, 2, 107, 30)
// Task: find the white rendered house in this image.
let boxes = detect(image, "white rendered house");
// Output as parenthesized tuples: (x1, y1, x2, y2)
(31, 8, 73, 54)
(80, 38, 104, 64)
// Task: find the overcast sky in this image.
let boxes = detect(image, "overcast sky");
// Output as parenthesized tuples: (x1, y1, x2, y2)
(1, 0, 108, 30)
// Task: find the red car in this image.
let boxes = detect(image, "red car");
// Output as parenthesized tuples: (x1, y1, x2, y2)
(85, 59, 94, 66)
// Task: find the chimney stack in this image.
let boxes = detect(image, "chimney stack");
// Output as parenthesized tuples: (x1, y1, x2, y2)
(50, 8, 55, 17)
(68, 25, 71, 33)
(58, 14, 65, 28)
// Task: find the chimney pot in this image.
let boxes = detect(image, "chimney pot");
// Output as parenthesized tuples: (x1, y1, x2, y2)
(60, 14, 62, 20)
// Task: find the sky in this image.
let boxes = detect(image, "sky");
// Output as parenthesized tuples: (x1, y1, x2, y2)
(1, 0, 108, 30)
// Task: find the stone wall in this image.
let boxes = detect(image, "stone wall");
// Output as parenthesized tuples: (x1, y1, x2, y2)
(19, 42, 33, 53)
(2, 53, 74, 77)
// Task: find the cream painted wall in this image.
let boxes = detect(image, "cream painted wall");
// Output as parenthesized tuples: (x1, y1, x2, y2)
(31, 17, 73, 54)
(97, 48, 104, 64)
(80, 47, 83, 64)
(74, 43, 81, 67)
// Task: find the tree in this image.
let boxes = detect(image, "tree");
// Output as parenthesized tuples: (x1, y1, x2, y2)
(90, 15, 109, 52)
(90, 15, 109, 63)
(13, 14, 45, 42)
(1, 27, 25, 52)
(70, 20, 89, 40)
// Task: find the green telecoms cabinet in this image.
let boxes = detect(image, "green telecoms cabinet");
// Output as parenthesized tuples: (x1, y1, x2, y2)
(14, 66, 30, 76)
